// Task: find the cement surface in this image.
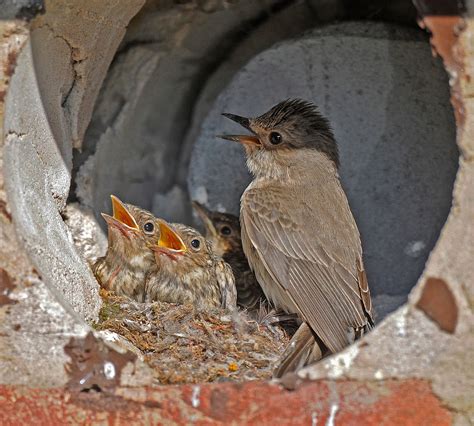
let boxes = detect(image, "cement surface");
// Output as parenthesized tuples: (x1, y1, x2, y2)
(188, 22, 458, 298)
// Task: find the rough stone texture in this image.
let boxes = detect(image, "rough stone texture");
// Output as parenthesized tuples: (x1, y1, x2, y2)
(188, 22, 458, 304)
(0, 276, 88, 388)
(0, 0, 148, 388)
(5, 27, 74, 209)
(75, 45, 159, 213)
(298, 305, 473, 420)
(32, 0, 147, 149)
(63, 202, 108, 264)
(0, 22, 29, 264)
(2, 0, 145, 323)
(0, 19, 82, 389)
(4, 132, 101, 322)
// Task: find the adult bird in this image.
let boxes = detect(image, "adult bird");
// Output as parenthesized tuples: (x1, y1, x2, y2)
(219, 99, 373, 376)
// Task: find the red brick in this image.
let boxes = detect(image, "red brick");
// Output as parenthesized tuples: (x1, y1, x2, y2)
(0, 379, 451, 425)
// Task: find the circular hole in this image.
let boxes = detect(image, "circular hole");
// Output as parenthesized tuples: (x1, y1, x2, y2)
(67, 1, 457, 381)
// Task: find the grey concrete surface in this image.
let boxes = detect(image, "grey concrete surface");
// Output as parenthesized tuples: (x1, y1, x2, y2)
(188, 22, 458, 298)
(63, 202, 108, 264)
(75, 0, 320, 226)
(2, 0, 144, 324)
(0, 276, 89, 387)
(5, 29, 74, 211)
(3, 32, 101, 321)
(4, 133, 101, 322)
(75, 45, 159, 213)
(0, 0, 43, 20)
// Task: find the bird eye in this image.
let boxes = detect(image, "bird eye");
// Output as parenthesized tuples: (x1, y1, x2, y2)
(143, 222, 154, 234)
(269, 131, 282, 145)
(191, 239, 201, 250)
(220, 226, 232, 236)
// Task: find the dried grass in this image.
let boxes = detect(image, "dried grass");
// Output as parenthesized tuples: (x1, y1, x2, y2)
(94, 290, 291, 384)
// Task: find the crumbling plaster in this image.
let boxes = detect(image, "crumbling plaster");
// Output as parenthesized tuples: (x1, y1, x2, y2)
(0, 0, 149, 388)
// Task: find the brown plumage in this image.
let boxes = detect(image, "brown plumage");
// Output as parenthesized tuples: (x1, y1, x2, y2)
(92, 195, 160, 301)
(93, 196, 237, 310)
(192, 201, 266, 310)
(220, 99, 374, 377)
(145, 221, 237, 311)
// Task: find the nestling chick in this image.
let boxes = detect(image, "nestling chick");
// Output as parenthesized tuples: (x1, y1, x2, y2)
(145, 221, 237, 311)
(192, 201, 266, 310)
(220, 99, 374, 377)
(92, 195, 160, 301)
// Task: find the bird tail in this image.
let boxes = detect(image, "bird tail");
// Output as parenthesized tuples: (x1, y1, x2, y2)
(273, 322, 324, 378)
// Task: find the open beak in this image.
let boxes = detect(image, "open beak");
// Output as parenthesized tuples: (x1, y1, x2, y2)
(192, 201, 217, 237)
(218, 113, 261, 146)
(153, 221, 187, 254)
(101, 195, 139, 237)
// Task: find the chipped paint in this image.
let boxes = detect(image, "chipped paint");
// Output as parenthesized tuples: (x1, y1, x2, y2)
(326, 403, 339, 426)
(374, 370, 384, 380)
(395, 305, 408, 337)
(64, 332, 136, 392)
(0, 268, 17, 306)
(3, 379, 452, 424)
(416, 277, 458, 333)
(191, 385, 201, 408)
(103, 361, 116, 380)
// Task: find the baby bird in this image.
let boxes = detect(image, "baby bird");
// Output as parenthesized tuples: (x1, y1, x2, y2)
(94, 195, 237, 310)
(145, 221, 237, 310)
(192, 201, 266, 310)
(92, 195, 160, 301)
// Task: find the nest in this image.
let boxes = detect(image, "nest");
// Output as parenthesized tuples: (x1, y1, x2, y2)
(94, 290, 291, 384)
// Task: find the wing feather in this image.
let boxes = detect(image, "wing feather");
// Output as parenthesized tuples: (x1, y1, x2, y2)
(241, 185, 373, 353)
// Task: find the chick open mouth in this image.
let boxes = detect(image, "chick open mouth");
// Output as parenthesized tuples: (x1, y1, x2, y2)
(101, 195, 139, 237)
(155, 221, 187, 254)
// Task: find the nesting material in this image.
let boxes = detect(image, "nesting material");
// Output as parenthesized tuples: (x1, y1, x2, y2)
(95, 291, 290, 384)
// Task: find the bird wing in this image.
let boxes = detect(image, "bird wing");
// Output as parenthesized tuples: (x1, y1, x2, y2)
(215, 258, 238, 310)
(273, 322, 322, 378)
(241, 185, 373, 353)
